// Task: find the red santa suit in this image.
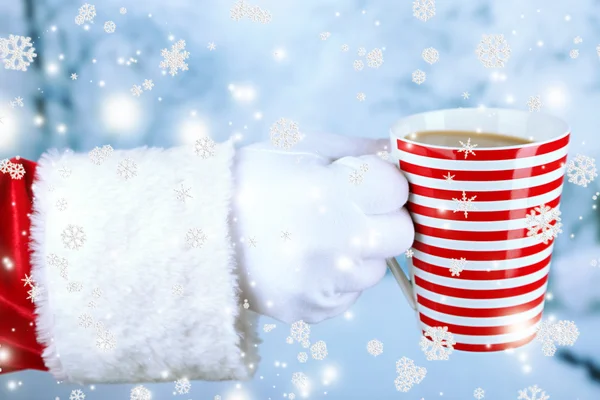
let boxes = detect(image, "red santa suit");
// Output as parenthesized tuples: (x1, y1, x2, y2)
(0, 141, 259, 384)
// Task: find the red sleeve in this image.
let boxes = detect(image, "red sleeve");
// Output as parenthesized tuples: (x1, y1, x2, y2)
(0, 157, 48, 374)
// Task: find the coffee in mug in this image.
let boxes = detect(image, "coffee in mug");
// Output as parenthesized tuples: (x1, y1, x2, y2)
(406, 130, 533, 148)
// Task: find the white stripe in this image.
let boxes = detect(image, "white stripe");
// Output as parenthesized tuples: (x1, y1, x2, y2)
(411, 247, 554, 270)
(413, 265, 549, 290)
(403, 166, 566, 191)
(420, 321, 540, 346)
(414, 282, 548, 308)
(392, 144, 568, 171)
(415, 232, 542, 251)
(411, 213, 532, 230)
(409, 186, 563, 211)
(418, 301, 545, 327)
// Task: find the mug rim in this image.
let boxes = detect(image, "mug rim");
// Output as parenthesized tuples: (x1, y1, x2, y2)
(390, 107, 571, 151)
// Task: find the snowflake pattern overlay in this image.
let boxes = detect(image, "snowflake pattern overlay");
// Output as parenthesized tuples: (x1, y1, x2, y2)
(517, 384, 550, 400)
(270, 118, 302, 150)
(160, 39, 190, 76)
(419, 326, 457, 360)
(566, 154, 597, 187)
(449, 257, 467, 277)
(130, 385, 151, 400)
(476, 34, 511, 68)
(310, 340, 328, 360)
(535, 319, 579, 356)
(194, 136, 217, 159)
(525, 204, 562, 244)
(413, 0, 436, 22)
(452, 191, 478, 218)
(394, 356, 427, 392)
(367, 339, 384, 356)
(0, 34, 37, 71)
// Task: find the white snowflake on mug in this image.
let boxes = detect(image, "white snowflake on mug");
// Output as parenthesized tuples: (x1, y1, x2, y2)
(394, 357, 427, 392)
(457, 138, 477, 158)
(566, 154, 598, 187)
(452, 191, 478, 218)
(525, 204, 562, 244)
(449, 257, 467, 277)
(517, 384, 550, 400)
(419, 326, 457, 360)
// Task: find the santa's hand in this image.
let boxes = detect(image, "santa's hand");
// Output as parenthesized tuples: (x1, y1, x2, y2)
(231, 133, 415, 324)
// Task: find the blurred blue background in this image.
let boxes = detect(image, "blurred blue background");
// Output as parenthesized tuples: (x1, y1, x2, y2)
(2, 0, 600, 399)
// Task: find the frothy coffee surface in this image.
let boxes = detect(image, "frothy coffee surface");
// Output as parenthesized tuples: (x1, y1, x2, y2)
(407, 130, 533, 148)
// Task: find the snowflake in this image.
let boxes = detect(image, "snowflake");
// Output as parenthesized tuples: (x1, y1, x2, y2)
(301, 339, 310, 348)
(412, 69, 426, 84)
(62, 224, 87, 250)
(366, 48, 384, 68)
(89, 144, 113, 165)
(569, 49, 579, 59)
(517, 385, 550, 400)
(78, 313, 94, 328)
(356, 92, 366, 102)
(597, 44, 600, 57)
(541, 340, 556, 356)
(120, 7, 127, 15)
(353, 59, 364, 71)
(422, 47, 439, 64)
(96, 328, 117, 351)
(247, 5, 272, 24)
(159, 39, 190, 76)
(247, 236, 258, 247)
(288, 394, 296, 400)
(280, 230, 292, 241)
(443, 172, 455, 182)
(55, 198, 68, 211)
(214, 396, 221, 400)
(462, 91, 470, 99)
(394, 357, 427, 392)
(270, 118, 302, 150)
(291, 372, 309, 390)
(243, 299, 250, 309)
(310, 340, 328, 360)
(367, 339, 383, 356)
(419, 326, 456, 360)
(130, 385, 151, 400)
(47, 253, 68, 269)
(291, 320, 310, 343)
(140, 79, 154, 91)
(186, 228, 207, 249)
(117, 157, 138, 180)
(591, 258, 599, 267)
(263, 323, 276, 332)
(174, 378, 191, 394)
(297, 352, 308, 363)
(173, 183, 193, 203)
(452, 191, 478, 218)
(207, 42, 217, 51)
(0, 34, 37, 71)
(230, 0, 247, 21)
(194, 136, 216, 158)
(449, 257, 467, 277)
(377, 150, 390, 160)
(359, 163, 369, 173)
(574, 36, 583, 44)
(88, 300, 97, 309)
(476, 34, 511, 68)
(405, 248, 414, 258)
(67, 281, 83, 293)
(21, 274, 34, 287)
(0, 158, 9, 174)
(75, 3, 96, 25)
(474, 387, 485, 399)
(13, 96, 24, 107)
(70, 389, 86, 400)
(286, 336, 294, 344)
(131, 84, 143, 97)
(349, 170, 364, 185)
(566, 154, 597, 187)
(172, 284, 184, 296)
(319, 32, 331, 41)
(413, 0, 435, 21)
(341, 44, 349, 52)
(92, 289, 102, 301)
(525, 204, 562, 244)
(27, 285, 42, 303)
(457, 138, 477, 158)
(527, 95, 542, 112)
(552, 320, 579, 346)
(58, 165, 72, 178)
(104, 21, 116, 33)
(7, 162, 25, 179)
(357, 47, 366, 56)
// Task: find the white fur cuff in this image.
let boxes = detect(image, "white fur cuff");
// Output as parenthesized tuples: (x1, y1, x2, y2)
(29, 140, 259, 384)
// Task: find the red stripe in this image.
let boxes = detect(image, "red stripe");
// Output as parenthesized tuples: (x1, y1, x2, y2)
(409, 176, 564, 201)
(414, 223, 529, 241)
(419, 332, 537, 352)
(414, 274, 548, 299)
(407, 196, 561, 221)
(419, 310, 543, 336)
(412, 254, 552, 280)
(400, 155, 567, 182)
(412, 240, 551, 261)
(417, 293, 546, 318)
(396, 134, 570, 161)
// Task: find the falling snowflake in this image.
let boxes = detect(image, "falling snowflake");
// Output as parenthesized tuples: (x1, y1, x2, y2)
(88, 300, 97, 309)
(174, 183, 193, 202)
(96, 328, 117, 351)
(394, 357, 427, 392)
(75, 3, 96, 25)
(574, 36, 583, 44)
(474, 387, 485, 399)
(356, 92, 366, 102)
(194, 136, 216, 159)
(349, 170, 364, 185)
(69, 389, 86, 400)
(104, 21, 116, 33)
(247, 236, 258, 247)
(341, 44, 349, 52)
(457, 138, 477, 158)
(61, 224, 87, 250)
(412, 69, 426, 84)
(422, 47, 439, 64)
(377, 150, 390, 160)
(449, 257, 467, 277)
(246, 5, 272, 24)
(413, 0, 435, 21)
(359, 163, 369, 173)
(89, 144, 113, 165)
(475, 34, 511, 68)
(462, 91, 470, 99)
(297, 352, 308, 363)
(301, 340, 310, 348)
(67, 281, 83, 293)
(541, 340, 556, 356)
(286, 336, 294, 344)
(517, 385, 550, 400)
(367, 339, 384, 356)
(131, 84, 143, 97)
(263, 323, 276, 332)
(142, 79, 154, 91)
(569, 49, 579, 59)
(27, 285, 42, 303)
(291, 372, 309, 390)
(527, 95, 542, 112)
(71, 73, 78, 80)
(403, 248, 414, 258)
(12, 96, 24, 107)
(366, 48, 384, 68)
(21, 274, 34, 287)
(310, 340, 328, 360)
(452, 191, 478, 218)
(552, 320, 579, 346)
(78, 313, 94, 328)
(288, 394, 296, 400)
(207, 42, 217, 51)
(319, 32, 331, 41)
(291, 320, 310, 343)
(357, 47, 366, 57)
(0, 35, 37, 71)
(270, 118, 302, 150)
(214, 396, 222, 400)
(172, 284, 184, 296)
(230, 0, 247, 21)
(566, 154, 597, 187)
(591, 258, 599, 267)
(117, 157, 138, 180)
(174, 378, 191, 394)
(243, 299, 250, 309)
(419, 326, 456, 360)
(120, 7, 127, 15)
(280, 230, 292, 241)
(353, 59, 365, 72)
(525, 204, 562, 244)
(130, 385, 151, 400)
(186, 228, 207, 249)
(160, 39, 190, 76)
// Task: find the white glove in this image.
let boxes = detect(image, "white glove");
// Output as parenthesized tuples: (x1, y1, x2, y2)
(231, 132, 414, 324)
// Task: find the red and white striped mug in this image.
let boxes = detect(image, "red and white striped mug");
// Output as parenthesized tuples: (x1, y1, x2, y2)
(386, 107, 570, 352)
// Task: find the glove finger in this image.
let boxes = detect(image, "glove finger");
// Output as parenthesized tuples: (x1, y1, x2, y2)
(292, 132, 389, 159)
(362, 209, 415, 259)
(329, 154, 409, 215)
(333, 258, 388, 293)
